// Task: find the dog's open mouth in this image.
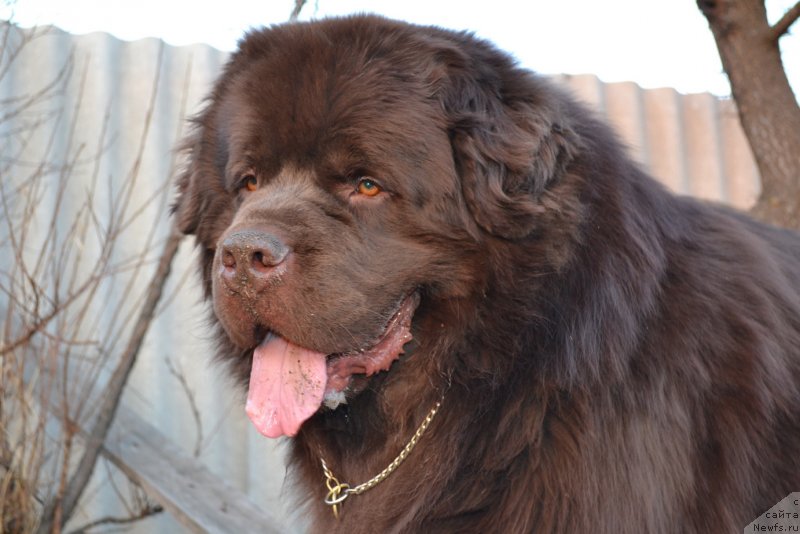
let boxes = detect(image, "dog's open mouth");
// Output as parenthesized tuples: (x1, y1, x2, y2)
(245, 292, 420, 438)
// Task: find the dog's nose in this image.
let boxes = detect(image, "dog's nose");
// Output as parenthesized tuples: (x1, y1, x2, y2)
(219, 229, 290, 288)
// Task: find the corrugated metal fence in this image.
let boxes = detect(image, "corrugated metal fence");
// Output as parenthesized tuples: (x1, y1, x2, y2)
(0, 21, 759, 533)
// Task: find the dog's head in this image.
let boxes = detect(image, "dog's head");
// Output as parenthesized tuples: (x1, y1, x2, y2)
(173, 15, 580, 437)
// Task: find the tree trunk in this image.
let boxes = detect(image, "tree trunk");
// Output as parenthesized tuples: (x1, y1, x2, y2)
(698, 0, 800, 229)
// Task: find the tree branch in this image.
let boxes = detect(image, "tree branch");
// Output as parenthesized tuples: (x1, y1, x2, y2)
(165, 357, 204, 458)
(770, 1, 800, 42)
(65, 503, 164, 534)
(289, 0, 308, 21)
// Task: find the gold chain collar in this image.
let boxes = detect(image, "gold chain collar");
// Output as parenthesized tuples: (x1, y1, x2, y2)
(319, 399, 443, 519)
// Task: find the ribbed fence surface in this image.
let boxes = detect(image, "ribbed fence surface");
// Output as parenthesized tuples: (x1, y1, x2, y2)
(0, 22, 759, 533)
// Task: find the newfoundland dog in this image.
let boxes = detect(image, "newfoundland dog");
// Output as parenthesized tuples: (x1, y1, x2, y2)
(173, 15, 800, 533)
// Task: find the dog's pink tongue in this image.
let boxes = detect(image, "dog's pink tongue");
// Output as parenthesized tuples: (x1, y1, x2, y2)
(245, 335, 327, 438)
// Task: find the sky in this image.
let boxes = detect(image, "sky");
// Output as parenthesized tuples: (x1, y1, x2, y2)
(1, 0, 798, 97)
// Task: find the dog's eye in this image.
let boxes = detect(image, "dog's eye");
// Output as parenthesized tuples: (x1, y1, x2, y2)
(357, 178, 382, 197)
(242, 174, 258, 192)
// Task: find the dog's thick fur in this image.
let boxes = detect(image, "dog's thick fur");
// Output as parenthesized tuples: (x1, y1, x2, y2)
(174, 15, 800, 533)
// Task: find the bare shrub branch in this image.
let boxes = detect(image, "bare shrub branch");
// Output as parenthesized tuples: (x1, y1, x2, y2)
(0, 19, 191, 533)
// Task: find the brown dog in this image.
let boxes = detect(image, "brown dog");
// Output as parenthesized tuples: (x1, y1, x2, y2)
(174, 15, 800, 533)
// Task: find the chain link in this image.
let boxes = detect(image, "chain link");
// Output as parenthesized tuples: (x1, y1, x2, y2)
(320, 399, 442, 518)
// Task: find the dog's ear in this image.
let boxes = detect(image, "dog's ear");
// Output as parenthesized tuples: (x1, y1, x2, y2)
(172, 148, 203, 235)
(172, 123, 218, 236)
(433, 41, 579, 240)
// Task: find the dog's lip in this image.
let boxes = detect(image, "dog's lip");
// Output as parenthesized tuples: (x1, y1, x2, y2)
(251, 290, 420, 380)
(323, 291, 419, 394)
(252, 290, 419, 358)
(328, 291, 420, 361)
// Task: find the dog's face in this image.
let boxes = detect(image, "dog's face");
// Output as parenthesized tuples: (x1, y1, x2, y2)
(202, 43, 479, 352)
(174, 16, 578, 438)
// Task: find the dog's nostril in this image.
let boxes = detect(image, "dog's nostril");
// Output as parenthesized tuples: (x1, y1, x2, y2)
(222, 250, 236, 269)
(249, 241, 288, 273)
(251, 250, 268, 272)
(256, 236, 289, 266)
